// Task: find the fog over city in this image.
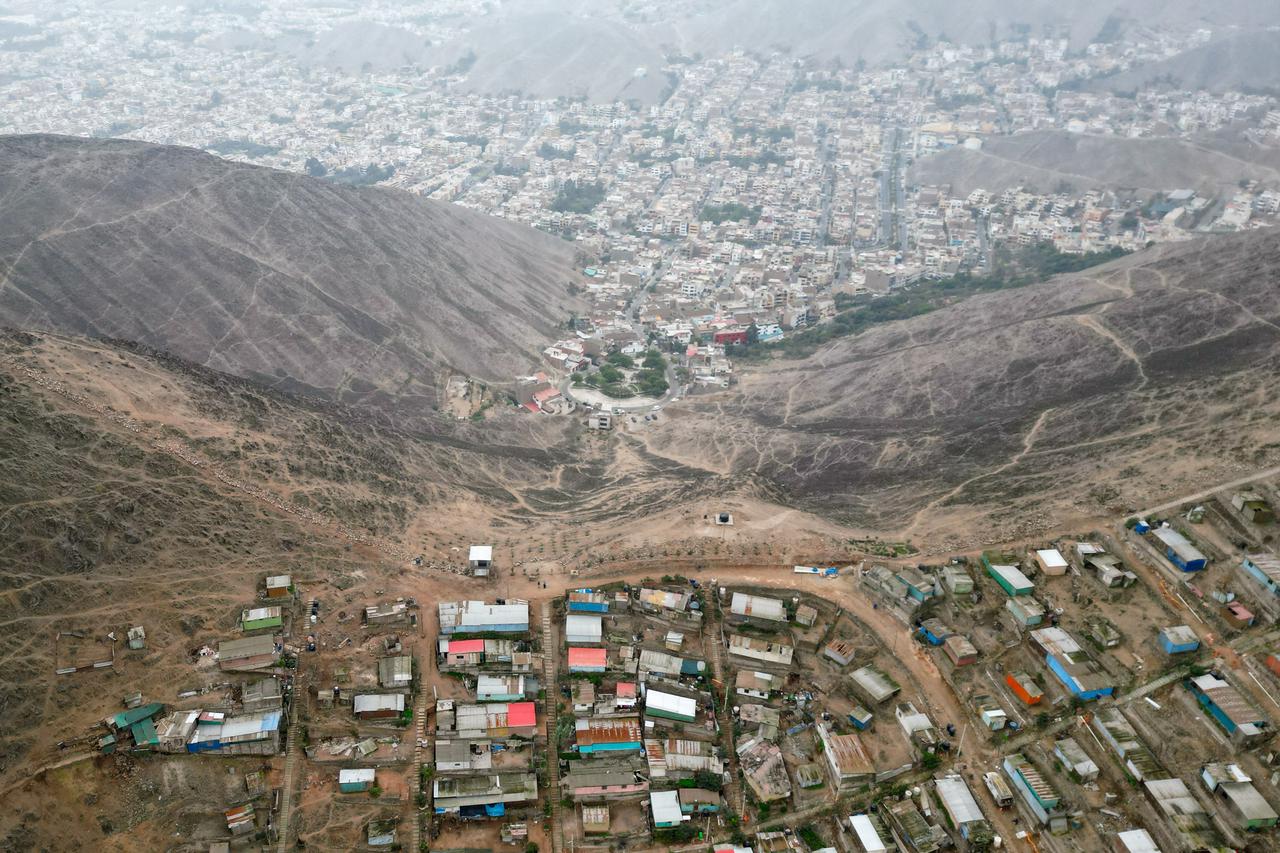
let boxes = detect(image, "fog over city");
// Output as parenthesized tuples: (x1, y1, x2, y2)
(4, 2, 1280, 852)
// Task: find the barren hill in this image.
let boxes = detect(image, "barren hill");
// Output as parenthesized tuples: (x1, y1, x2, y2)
(910, 130, 1280, 196)
(645, 228, 1280, 541)
(1088, 29, 1280, 95)
(0, 135, 584, 411)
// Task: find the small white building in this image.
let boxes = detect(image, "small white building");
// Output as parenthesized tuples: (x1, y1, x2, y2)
(468, 545, 493, 576)
(1034, 548, 1069, 576)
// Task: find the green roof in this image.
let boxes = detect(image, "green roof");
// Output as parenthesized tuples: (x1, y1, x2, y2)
(130, 718, 159, 748)
(112, 702, 165, 729)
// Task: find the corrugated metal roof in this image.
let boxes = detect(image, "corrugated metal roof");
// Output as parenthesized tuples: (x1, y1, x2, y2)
(568, 647, 608, 667)
(354, 694, 404, 714)
(646, 689, 697, 719)
(935, 775, 984, 825)
(565, 614, 603, 638)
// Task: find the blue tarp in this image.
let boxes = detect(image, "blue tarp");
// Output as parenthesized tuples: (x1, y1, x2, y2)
(485, 803, 506, 816)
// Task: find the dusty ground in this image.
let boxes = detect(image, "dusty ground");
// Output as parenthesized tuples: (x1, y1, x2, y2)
(4, 306, 1280, 851)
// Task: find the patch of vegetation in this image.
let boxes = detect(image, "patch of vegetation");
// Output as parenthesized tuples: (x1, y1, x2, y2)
(798, 825, 827, 850)
(207, 139, 281, 158)
(700, 203, 762, 225)
(550, 180, 604, 213)
(324, 163, 395, 186)
(730, 244, 1129, 361)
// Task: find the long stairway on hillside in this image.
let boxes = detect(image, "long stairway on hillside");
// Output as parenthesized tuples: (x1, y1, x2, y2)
(275, 671, 307, 853)
(541, 602, 564, 853)
(704, 616, 744, 816)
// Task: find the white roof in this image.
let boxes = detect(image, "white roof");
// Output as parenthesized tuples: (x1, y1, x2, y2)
(1036, 549, 1068, 568)
(650, 790, 683, 824)
(566, 613, 603, 638)
(991, 564, 1034, 588)
(729, 592, 786, 621)
(441, 600, 529, 628)
(354, 694, 405, 714)
(935, 775, 984, 825)
(340, 768, 376, 784)
(646, 689, 697, 719)
(266, 574, 291, 587)
(1152, 527, 1206, 562)
(1030, 626, 1083, 657)
(243, 606, 281, 621)
(469, 545, 493, 561)
(1114, 829, 1160, 853)
(848, 814, 888, 852)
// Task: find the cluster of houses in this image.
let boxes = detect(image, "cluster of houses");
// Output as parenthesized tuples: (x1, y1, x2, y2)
(550, 584, 729, 841)
(431, 596, 540, 822)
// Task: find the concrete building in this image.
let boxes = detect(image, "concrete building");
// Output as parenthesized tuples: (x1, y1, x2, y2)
(738, 738, 791, 803)
(817, 723, 874, 789)
(468, 545, 493, 576)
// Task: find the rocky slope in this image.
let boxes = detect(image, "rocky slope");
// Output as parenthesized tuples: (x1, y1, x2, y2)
(910, 130, 1280, 197)
(646, 228, 1280, 540)
(0, 134, 584, 411)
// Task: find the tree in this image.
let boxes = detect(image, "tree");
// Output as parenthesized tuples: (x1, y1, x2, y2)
(642, 350, 666, 370)
(605, 351, 634, 368)
(693, 769, 723, 791)
(304, 157, 327, 178)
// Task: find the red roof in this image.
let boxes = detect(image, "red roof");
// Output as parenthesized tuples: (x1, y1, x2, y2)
(449, 639, 485, 654)
(568, 647, 608, 667)
(616, 682, 637, 698)
(533, 387, 561, 404)
(507, 701, 537, 728)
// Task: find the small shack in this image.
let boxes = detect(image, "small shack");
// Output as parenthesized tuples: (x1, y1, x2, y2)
(339, 768, 376, 793)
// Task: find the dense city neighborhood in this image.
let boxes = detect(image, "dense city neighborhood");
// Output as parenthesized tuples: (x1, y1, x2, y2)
(6, 7, 1280, 410)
